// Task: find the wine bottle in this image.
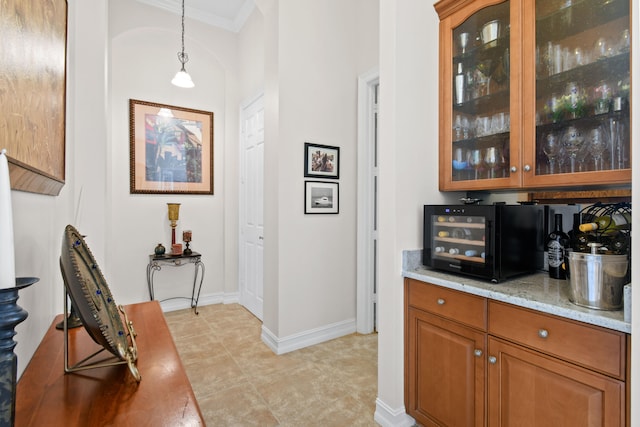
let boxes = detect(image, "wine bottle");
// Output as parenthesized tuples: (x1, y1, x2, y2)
(546, 213, 569, 279)
(578, 215, 630, 233)
(568, 213, 593, 252)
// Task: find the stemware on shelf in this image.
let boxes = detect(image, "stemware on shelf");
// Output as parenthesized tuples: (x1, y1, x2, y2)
(561, 125, 585, 173)
(484, 146, 500, 179)
(542, 131, 562, 174)
(587, 125, 609, 171)
(468, 149, 483, 180)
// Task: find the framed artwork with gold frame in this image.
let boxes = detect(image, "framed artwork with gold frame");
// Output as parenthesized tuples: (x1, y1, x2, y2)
(129, 99, 214, 195)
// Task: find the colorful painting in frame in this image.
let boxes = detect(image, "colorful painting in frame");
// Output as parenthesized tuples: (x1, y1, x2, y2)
(129, 99, 213, 194)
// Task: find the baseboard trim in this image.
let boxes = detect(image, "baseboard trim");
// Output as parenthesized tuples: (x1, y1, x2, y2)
(158, 291, 239, 312)
(373, 398, 415, 427)
(261, 318, 356, 355)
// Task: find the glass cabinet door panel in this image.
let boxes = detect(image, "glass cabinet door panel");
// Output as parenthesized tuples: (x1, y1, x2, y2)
(451, 1, 511, 183)
(534, 0, 630, 177)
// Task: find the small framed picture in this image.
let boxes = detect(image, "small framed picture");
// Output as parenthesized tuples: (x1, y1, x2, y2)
(305, 181, 339, 214)
(304, 143, 339, 179)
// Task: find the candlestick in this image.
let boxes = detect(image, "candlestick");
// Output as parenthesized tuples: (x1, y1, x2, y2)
(0, 277, 37, 425)
(183, 230, 192, 255)
(167, 203, 180, 245)
(0, 150, 16, 289)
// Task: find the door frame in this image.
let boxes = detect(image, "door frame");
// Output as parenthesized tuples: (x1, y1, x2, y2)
(357, 67, 379, 334)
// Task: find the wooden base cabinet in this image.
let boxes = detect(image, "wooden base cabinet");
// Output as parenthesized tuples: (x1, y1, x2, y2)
(405, 278, 488, 427)
(407, 307, 486, 427)
(488, 336, 624, 426)
(405, 278, 628, 426)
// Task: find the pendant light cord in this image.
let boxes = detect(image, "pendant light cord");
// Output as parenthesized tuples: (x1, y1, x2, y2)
(178, 0, 188, 69)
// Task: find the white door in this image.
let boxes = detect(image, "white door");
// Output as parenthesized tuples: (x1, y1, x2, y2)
(239, 94, 265, 320)
(357, 69, 379, 333)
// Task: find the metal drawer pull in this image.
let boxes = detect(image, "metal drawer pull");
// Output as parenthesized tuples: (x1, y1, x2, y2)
(474, 349, 483, 357)
(488, 356, 497, 364)
(437, 298, 445, 305)
(538, 329, 549, 339)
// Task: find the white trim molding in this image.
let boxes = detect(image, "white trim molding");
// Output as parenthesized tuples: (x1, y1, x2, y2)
(158, 291, 239, 312)
(261, 319, 356, 355)
(374, 398, 415, 427)
(357, 66, 380, 334)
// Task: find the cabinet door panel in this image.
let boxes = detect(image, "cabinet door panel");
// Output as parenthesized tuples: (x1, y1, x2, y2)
(488, 337, 624, 427)
(407, 308, 485, 427)
(522, 0, 631, 187)
(437, 0, 523, 191)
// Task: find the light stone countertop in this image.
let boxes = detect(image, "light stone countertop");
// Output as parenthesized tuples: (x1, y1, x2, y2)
(402, 250, 630, 334)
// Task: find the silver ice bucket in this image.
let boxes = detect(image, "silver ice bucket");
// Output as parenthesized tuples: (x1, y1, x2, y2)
(567, 251, 629, 310)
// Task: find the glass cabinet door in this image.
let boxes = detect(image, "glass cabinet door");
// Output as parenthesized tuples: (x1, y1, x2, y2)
(532, 0, 630, 179)
(450, 1, 512, 185)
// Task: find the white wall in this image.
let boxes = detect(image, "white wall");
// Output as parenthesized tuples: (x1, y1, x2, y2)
(238, 8, 265, 102)
(12, 0, 105, 378)
(375, 0, 464, 423)
(259, 0, 379, 343)
(108, 0, 240, 307)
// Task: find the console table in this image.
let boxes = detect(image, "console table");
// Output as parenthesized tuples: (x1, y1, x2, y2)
(147, 252, 205, 314)
(16, 301, 204, 426)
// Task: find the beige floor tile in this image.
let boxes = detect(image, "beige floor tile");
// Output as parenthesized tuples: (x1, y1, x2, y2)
(165, 303, 378, 426)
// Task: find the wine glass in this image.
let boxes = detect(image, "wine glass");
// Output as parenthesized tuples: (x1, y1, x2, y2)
(561, 126, 585, 173)
(484, 146, 500, 178)
(453, 147, 469, 180)
(588, 125, 609, 171)
(468, 149, 483, 179)
(476, 59, 493, 96)
(542, 131, 561, 174)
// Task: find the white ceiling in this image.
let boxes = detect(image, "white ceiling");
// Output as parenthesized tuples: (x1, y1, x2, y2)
(136, 0, 256, 33)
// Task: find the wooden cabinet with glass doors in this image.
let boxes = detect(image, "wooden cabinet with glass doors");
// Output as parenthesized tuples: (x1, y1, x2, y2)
(435, 0, 631, 191)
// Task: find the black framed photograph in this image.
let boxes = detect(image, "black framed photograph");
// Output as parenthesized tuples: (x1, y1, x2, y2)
(305, 181, 339, 214)
(304, 143, 339, 179)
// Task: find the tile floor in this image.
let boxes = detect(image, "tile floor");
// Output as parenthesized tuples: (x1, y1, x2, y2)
(164, 303, 379, 426)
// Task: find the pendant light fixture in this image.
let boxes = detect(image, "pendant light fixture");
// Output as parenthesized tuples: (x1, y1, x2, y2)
(171, 0, 194, 88)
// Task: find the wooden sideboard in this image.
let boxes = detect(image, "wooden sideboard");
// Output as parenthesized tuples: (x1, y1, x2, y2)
(15, 301, 204, 426)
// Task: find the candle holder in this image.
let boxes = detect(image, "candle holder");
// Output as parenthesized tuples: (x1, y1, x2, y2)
(183, 230, 192, 255)
(167, 203, 181, 245)
(0, 277, 38, 426)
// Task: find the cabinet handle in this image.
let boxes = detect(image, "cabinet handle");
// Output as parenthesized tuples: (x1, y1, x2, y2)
(538, 329, 549, 339)
(523, 164, 531, 172)
(437, 298, 445, 305)
(510, 166, 517, 173)
(488, 356, 497, 364)
(474, 349, 483, 357)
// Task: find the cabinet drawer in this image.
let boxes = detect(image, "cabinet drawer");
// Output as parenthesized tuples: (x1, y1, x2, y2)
(488, 301, 626, 379)
(406, 279, 486, 330)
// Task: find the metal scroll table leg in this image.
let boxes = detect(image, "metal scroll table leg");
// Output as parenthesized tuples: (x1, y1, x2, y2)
(190, 260, 205, 314)
(147, 262, 161, 301)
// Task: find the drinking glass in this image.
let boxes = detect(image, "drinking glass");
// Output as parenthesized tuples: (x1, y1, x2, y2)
(587, 126, 608, 171)
(476, 59, 493, 96)
(484, 147, 500, 178)
(453, 147, 469, 180)
(461, 116, 471, 139)
(561, 126, 585, 173)
(542, 131, 561, 174)
(468, 149, 483, 179)
(453, 114, 462, 140)
(458, 32, 470, 55)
